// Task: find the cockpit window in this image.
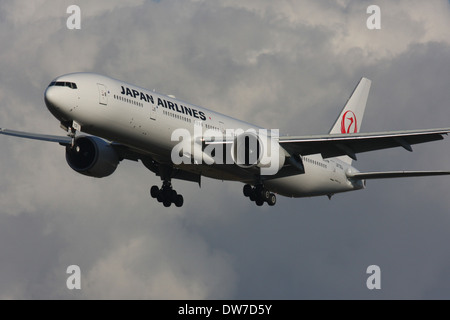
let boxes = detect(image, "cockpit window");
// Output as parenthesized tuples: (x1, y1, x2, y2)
(48, 81, 77, 89)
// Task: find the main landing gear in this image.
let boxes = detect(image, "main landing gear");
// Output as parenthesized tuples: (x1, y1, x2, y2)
(150, 181, 184, 207)
(243, 184, 276, 206)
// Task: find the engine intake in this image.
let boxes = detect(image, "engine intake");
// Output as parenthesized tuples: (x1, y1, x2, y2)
(66, 136, 120, 178)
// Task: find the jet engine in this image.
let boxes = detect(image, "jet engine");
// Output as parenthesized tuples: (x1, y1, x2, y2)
(65, 136, 120, 178)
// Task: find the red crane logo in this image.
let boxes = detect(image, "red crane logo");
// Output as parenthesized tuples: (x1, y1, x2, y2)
(341, 111, 358, 133)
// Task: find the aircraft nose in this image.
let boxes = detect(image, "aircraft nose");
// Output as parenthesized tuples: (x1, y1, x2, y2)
(44, 85, 74, 122)
(44, 86, 63, 111)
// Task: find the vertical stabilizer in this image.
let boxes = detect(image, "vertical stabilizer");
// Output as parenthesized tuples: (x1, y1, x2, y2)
(329, 77, 371, 164)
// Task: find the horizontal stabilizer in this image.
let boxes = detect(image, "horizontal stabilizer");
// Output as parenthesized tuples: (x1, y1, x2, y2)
(347, 170, 450, 180)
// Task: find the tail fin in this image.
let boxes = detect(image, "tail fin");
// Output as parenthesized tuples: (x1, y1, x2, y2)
(329, 77, 371, 164)
(329, 77, 371, 135)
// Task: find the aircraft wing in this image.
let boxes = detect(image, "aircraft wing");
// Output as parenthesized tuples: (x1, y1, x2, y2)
(347, 170, 450, 180)
(0, 128, 72, 144)
(279, 128, 450, 160)
(0, 127, 144, 161)
(3, 126, 450, 165)
(0, 128, 72, 145)
(0, 127, 204, 184)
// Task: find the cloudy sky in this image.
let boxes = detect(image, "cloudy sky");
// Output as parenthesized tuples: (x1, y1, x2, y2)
(1, 0, 450, 299)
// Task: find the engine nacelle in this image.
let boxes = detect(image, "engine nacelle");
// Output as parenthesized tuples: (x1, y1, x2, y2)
(66, 136, 120, 178)
(232, 130, 285, 174)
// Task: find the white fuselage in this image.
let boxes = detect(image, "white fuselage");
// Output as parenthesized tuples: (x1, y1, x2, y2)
(44, 72, 364, 198)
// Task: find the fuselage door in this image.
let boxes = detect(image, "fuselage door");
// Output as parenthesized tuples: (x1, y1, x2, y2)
(150, 104, 157, 120)
(97, 83, 108, 106)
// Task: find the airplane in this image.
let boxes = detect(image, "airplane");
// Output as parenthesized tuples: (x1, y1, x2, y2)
(1, 72, 449, 207)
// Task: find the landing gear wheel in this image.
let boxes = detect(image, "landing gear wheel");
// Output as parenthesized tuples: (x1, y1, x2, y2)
(244, 183, 276, 206)
(151, 181, 184, 207)
(255, 185, 263, 195)
(261, 189, 271, 201)
(267, 193, 277, 206)
(170, 190, 178, 202)
(150, 185, 159, 198)
(174, 194, 184, 207)
(243, 184, 252, 197)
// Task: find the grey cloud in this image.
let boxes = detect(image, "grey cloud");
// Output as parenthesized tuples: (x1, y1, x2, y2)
(0, 0, 450, 299)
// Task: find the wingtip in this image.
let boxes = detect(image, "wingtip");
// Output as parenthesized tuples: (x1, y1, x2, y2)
(361, 77, 372, 85)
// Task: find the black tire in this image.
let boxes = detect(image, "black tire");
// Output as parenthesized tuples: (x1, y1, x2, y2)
(255, 185, 263, 195)
(255, 198, 264, 206)
(262, 189, 271, 201)
(267, 193, 276, 206)
(161, 187, 172, 200)
(150, 185, 160, 198)
(175, 194, 184, 207)
(170, 189, 178, 202)
(243, 184, 252, 197)
(163, 200, 172, 207)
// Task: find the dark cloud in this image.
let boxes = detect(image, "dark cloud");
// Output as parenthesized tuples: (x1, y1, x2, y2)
(0, 0, 449, 299)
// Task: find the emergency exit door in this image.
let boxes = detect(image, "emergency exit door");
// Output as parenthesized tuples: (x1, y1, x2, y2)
(97, 83, 108, 105)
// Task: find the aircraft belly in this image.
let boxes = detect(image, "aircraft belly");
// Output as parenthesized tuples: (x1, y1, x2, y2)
(177, 163, 256, 182)
(264, 167, 354, 198)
